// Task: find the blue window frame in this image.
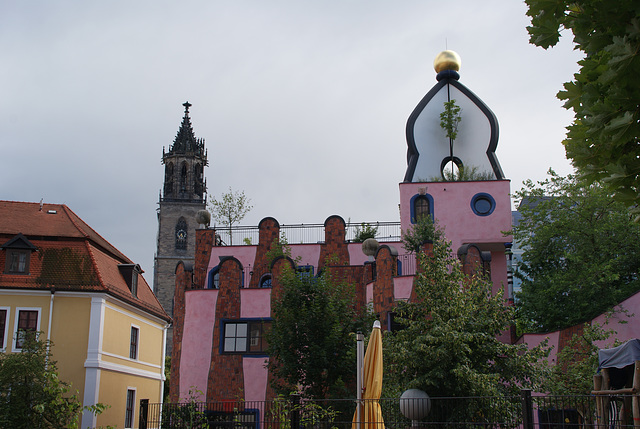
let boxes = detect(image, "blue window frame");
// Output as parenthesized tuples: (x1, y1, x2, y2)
(470, 193, 496, 216)
(297, 265, 314, 279)
(221, 319, 271, 355)
(259, 274, 272, 288)
(410, 193, 434, 224)
(207, 266, 220, 289)
(207, 265, 245, 288)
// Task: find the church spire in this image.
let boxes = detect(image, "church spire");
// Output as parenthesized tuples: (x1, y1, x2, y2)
(168, 101, 205, 156)
(161, 102, 208, 202)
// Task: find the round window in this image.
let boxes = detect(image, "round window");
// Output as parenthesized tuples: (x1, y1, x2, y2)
(471, 193, 496, 216)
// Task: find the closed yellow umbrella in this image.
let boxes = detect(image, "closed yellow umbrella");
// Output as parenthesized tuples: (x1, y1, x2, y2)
(353, 321, 384, 429)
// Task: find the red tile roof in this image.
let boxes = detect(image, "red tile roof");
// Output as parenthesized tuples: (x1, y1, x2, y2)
(0, 200, 170, 323)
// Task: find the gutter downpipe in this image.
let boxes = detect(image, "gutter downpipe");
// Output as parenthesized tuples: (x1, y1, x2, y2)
(47, 287, 55, 342)
(46, 287, 55, 368)
(160, 323, 169, 403)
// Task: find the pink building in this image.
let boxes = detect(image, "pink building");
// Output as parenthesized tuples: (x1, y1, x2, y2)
(518, 290, 640, 365)
(170, 51, 517, 403)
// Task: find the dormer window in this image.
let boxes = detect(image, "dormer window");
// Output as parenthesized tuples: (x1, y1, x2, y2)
(2, 233, 37, 275)
(8, 251, 28, 273)
(118, 264, 142, 298)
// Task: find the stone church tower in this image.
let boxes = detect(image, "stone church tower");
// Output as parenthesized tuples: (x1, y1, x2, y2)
(154, 101, 208, 351)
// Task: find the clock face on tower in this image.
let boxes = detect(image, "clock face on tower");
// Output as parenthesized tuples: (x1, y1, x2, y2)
(176, 229, 187, 240)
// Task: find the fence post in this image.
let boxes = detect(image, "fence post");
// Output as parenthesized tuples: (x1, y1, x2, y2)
(139, 399, 149, 429)
(290, 394, 300, 429)
(521, 389, 534, 429)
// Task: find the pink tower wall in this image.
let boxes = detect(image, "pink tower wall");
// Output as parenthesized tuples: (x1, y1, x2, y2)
(181, 290, 218, 401)
(399, 180, 512, 251)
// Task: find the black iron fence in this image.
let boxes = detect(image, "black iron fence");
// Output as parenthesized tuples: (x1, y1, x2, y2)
(213, 222, 402, 247)
(139, 391, 639, 429)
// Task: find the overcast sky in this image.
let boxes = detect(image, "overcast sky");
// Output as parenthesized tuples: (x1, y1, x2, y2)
(1, 1, 581, 278)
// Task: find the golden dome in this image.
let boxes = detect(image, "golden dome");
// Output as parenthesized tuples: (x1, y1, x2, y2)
(433, 50, 461, 73)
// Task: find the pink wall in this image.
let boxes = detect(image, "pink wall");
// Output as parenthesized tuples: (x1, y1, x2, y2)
(181, 287, 272, 402)
(208, 243, 323, 278)
(490, 250, 509, 299)
(398, 180, 512, 252)
(208, 245, 257, 274)
(593, 291, 640, 348)
(240, 289, 272, 318)
(289, 244, 322, 268)
(394, 276, 413, 301)
(519, 290, 640, 363)
(181, 290, 218, 400)
(243, 358, 269, 403)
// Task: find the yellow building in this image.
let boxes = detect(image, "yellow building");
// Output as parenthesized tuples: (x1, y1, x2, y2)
(0, 200, 171, 429)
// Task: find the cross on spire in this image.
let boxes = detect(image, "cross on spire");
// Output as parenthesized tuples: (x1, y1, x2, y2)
(183, 101, 192, 114)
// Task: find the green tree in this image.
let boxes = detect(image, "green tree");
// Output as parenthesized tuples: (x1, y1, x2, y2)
(208, 187, 253, 245)
(352, 222, 378, 243)
(266, 266, 373, 400)
(401, 214, 443, 254)
(385, 218, 544, 402)
(541, 322, 616, 395)
(524, 0, 640, 216)
(440, 99, 463, 180)
(431, 165, 495, 182)
(0, 334, 107, 429)
(512, 171, 640, 332)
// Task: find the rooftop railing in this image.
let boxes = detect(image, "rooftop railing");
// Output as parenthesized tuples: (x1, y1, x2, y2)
(213, 221, 402, 246)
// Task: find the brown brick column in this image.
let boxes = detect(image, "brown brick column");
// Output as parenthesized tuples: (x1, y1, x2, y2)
(558, 323, 586, 355)
(207, 257, 245, 401)
(249, 217, 280, 288)
(320, 265, 367, 315)
(318, 215, 349, 271)
(457, 244, 493, 279)
(266, 256, 296, 401)
(194, 228, 215, 289)
(169, 261, 192, 402)
(458, 244, 482, 276)
(373, 245, 398, 329)
(410, 241, 433, 302)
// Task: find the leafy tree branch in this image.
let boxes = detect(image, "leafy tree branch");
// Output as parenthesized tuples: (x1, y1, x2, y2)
(524, 0, 640, 218)
(208, 187, 253, 245)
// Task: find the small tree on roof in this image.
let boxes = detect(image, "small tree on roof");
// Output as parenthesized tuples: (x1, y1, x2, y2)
(208, 187, 253, 245)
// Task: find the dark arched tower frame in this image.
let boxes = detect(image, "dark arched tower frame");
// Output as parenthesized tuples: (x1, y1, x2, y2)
(154, 101, 209, 353)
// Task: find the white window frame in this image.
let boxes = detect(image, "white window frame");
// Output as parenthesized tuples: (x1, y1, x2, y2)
(129, 324, 140, 360)
(12, 307, 41, 352)
(124, 387, 136, 429)
(0, 307, 9, 351)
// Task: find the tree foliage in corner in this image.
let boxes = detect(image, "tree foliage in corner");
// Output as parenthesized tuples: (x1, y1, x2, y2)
(512, 171, 640, 333)
(352, 222, 378, 243)
(541, 322, 616, 395)
(401, 214, 443, 254)
(525, 0, 640, 217)
(208, 187, 253, 245)
(0, 334, 108, 429)
(385, 217, 545, 408)
(266, 266, 373, 400)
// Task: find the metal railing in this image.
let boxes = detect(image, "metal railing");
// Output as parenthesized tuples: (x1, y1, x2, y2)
(213, 222, 401, 247)
(139, 391, 639, 429)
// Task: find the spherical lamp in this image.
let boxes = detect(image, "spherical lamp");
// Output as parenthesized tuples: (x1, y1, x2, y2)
(195, 209, 211, 228)
(400, 389, 431, 423)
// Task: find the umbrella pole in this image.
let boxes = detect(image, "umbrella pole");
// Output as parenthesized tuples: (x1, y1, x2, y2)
(357, 331, 364, 429)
